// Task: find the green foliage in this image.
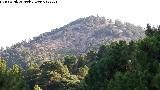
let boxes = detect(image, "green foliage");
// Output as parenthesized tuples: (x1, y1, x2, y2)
(0, 59, 6, 72)
(108, 71, 149, 90)
(97, 45, 108, 59)
(145, 24, 160, 37)
(1, 24, 160, 90)
(152, 73, 160, 89)
(11, 64, 21, 75)
(64, 55, 78, 73)
(84, 40, 131, 90)
(86, 50, 97, 61)
(0, 59, 28, 90)
(64, 55, 77, 66)
(82, 25, 160, 90)
(77, 54, 87, 68)
(33, 85, 42, 90)
(25, 60, 80, 90)
(24, 64, 41, 90)
(77, 65, 89, 80)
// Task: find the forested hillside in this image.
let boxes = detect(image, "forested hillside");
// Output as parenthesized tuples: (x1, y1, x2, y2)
(0, 24, 160, 90)
(83, 24, 160, 90)
(0, 16, 145, 69)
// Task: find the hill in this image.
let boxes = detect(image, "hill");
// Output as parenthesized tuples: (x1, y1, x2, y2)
(0, 15, 145, 68)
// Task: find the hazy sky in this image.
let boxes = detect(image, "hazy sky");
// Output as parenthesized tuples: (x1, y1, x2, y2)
(0, 0, 160, 47)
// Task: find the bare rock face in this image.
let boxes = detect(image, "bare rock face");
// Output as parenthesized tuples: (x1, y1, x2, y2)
(1, 15, 145, 68)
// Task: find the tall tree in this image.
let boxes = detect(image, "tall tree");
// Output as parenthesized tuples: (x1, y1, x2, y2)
(0, 59, 28, 90)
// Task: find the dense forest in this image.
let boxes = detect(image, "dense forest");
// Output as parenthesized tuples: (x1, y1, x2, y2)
(1, 17, 160, 90)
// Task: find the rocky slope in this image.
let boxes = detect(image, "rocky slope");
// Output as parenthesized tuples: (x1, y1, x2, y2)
(0, 15, 145, 68)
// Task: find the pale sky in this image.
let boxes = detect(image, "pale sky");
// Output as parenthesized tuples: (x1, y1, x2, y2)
(0, 0, 160, 48)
